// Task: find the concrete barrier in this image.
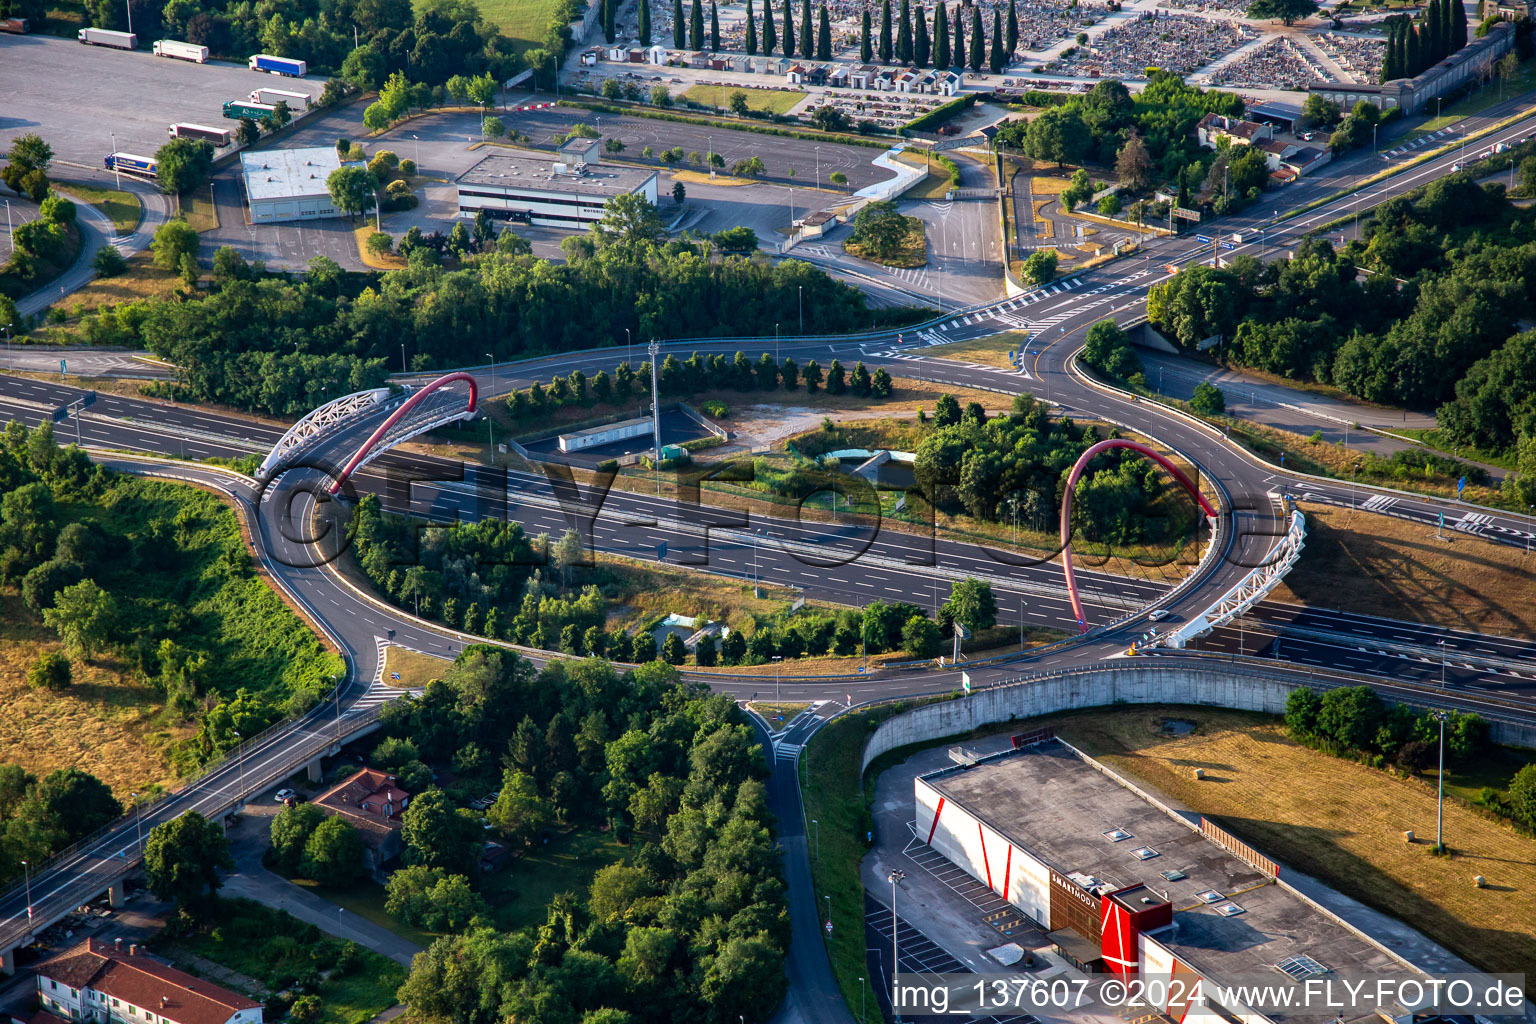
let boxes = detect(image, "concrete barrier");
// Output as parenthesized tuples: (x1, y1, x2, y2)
(860, 660, 1536, 773)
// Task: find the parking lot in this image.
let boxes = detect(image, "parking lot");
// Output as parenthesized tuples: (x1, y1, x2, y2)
(0, 34, 326, 171)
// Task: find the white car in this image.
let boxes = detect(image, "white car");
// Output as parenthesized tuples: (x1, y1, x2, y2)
(1148, 610, 1170, 621)
(274, 788, 296, 802)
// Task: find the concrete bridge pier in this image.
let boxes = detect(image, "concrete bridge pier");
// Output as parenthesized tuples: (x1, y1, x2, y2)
(108, 879, 125, 908)
(2, 945, 14, 975)
(307, 756, 324, 784)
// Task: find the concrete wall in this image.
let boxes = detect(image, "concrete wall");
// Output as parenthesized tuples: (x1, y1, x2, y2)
(860, 662, 1536, 774)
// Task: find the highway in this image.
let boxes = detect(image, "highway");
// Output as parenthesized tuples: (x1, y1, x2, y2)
(5, 96, 1536, 1022)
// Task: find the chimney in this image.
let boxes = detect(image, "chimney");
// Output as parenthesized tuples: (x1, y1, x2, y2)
(128, 944, 137, 956)
(161, 998, 169, 1009)
(115, 938, 123, 951)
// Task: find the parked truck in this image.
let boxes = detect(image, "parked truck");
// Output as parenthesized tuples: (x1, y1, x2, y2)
(153, 39, 208, 62)
(0, 17, 30, 33)
(223, 99, 276, 120)
(169, 123, 232, 146)
(104, 153, 158, 177)
(248, 87, 310, 110)
(247, 53, 306, 77)
(78, 27, 136, 48)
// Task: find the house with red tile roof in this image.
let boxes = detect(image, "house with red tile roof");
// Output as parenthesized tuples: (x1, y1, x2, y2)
(31, 939, 261, 1024)
(312, 767, 411, 876)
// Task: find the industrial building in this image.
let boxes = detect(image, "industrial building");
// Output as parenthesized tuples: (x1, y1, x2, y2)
(240, 147, 357, 224)
(454, 138, 658, 229)
(915, 738, 1408, 1023)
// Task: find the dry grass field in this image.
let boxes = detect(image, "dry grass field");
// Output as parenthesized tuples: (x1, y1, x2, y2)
(925, 332, 1029, 369)
(381, 645, 452, 688)
(1056, 707, 1536, 977)
(1275, 503, 1536, 636)
(0, 591, 187, 798)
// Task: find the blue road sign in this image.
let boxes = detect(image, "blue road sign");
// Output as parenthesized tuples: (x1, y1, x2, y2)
(1219, 241, 1236, 250)
(60, 359, 67, 374)
(657, 540, 668, 559)
(1457, 476, 1467, 496)
(1195, 234, 1212, 244)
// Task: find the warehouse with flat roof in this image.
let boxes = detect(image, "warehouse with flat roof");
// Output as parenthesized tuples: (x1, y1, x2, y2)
(916, 739, 1411, 1024)
(454, 144, 658, 229)
(240, 146, 358, 224)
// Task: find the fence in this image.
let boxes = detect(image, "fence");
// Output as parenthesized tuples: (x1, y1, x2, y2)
(1200, 816, 1279, 879)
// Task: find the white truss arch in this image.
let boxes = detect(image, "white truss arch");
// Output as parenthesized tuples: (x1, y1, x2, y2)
(1154, 508, 1306, 650)
(257, 388, 394, 480)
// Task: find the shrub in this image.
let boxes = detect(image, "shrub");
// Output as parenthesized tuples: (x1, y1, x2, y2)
(92, 245, 128, 277)
(26, 650, 71, 690)
(701, 399, 729, 417)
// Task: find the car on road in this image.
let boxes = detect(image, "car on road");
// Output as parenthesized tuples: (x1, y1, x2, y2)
(274, 788, 296, 802)
(1148, 610, 1170, 621)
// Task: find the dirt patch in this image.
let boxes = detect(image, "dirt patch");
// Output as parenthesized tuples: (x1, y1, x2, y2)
(1274, 502, 1536, 636)
(1056, 706, 1536, 979)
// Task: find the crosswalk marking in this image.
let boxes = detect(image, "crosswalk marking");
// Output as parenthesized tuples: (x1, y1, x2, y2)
(1361, 494, 1396, 512)
(1456, 512, 1494, 533)
(775, 742, 802, 761)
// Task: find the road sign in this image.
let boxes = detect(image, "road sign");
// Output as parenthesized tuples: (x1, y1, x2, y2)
(1195, 234, 1212, 244)
(1172, 206, 1202, 222)
(1456, 476, 1466, 496)
(391, 672, 400, 681)
(825, 920, 833, 933)
(1219, 241, 1236, 250)
(932, 134, 981, 152)
(60, 359, 66, 374)
(953, 622, 972, 640)
(657, 541, 668, 559)
(962, 671, 972, 694)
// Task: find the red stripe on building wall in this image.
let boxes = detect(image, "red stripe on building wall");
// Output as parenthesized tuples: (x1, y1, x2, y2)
(1002, 845, 1013, 900)
(926, 797, 946, 844)
(978, 823, 993, 891)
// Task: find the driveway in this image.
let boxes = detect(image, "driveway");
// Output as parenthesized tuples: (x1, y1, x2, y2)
(222, 811, 423, 967)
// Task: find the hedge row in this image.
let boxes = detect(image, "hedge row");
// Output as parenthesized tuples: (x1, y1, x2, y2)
(557, 99, 893, 149)
(900, 93, 979, 135)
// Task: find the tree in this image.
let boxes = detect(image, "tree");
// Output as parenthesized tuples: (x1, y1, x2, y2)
(901, 615, 942, 658)
(689, 0, 703, 48)
(1316, 686, 1384, 750)
(897, 0, 912, 61)
(763, 0, 777, 52)
(42, 580, 115, 659)
(825, 359, 846, 394)
(661, 631, 687, 664)
(968, 8, 984, 71)
(1, 133, 52, 200)
(1511, 763, 1536, 829)
(1115, 136, 1153, 189)
(1082, 318, 1142, 379)
(745, 0, 756, 52)
(1245, 0, 1318, 23)
(879, 0, 892, 61)
(489, 769, 551, 846)
(913, 3, 930, 65)
(872, 367, 893, 397)
(639, 0, 652, 44)
(1190, 381, 1226, 415)
(782, 0, 795, 54)
(301, 817, 366, 884)
(26, 650, 71, 690)
(849, 200, 910, 260)
(150, 219, 199, 274)
(270, 802, 328, 874)
(945, 578, 997, 631)
(155, 138, 214, 195)
(861, 8, 872, 60)
(402, 788, 484, 875)
(934, 0, 950, 69)
(1024, 106, 1088, 167)
(1284, 687, 1320, 736)
(235, 116, 260, 147)
(673, 0, 685, 46)
(712, 0, 721, 49)
(1021, 249, 1057, 286)
(92, 244, 128, 277)
(650, 83, 673, 107)
(326, 165, 375, 220)
(730, 90, 751, 117)
(144, 811, 232, 920)
(1006, 0, 1018, 58)
(672, 181, 687, 205)
(817, 4, 831, 59)
(598, 192, 664, 245)
(988, 9, 1003, 72)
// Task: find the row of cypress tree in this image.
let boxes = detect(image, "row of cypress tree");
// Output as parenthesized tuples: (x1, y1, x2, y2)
(622, 0, 1021, 71)
(1379, 0, 1468, 82)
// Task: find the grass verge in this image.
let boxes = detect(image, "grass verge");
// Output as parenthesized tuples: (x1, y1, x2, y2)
(895, 151, 959, 201)
(922, 332, 1028, 368)
(381, 645, 452, 687)
(353, 224, 407, 270)
(179, 191, 220, 233)
(681, 84, 807, 114)
(1397, 67, 1536, 145)
(58, 181, 143, 235)
(290, 877, 436, 947)
(1275, 501, 1536, 636)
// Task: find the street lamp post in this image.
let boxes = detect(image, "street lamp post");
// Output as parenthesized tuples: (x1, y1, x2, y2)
(811, 818, 820, 861)
(625, 327, 632, 368)
(110, 132, 121, 188)
(859, 976, 866, 1024)
(1433, 709, 1450, 852)
(648, 339, 661, 495)
(132, 792, 144, 854)
(815, 145, 821, 191)
(799, 285, 804, 333)
(888, 870, 905, 1022)
(412, 134, 420, 167)
(236, 731, 247, 805)
(824, 894, 831, 932)
(485, 352, 496, 458)
(1439, 638, 1448, 688)
(774, 654, 782, 702)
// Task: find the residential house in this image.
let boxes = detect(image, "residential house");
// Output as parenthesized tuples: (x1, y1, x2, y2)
(314, 767, 412, 877)
(31, 939, 262, 1024)
(1195, 113, 1274, 148)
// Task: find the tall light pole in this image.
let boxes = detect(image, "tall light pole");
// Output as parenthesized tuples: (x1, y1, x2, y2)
(132, 792, 144, 854)
(888, 869, 905, 1021)
(799, 285, 804, 333)
(648, 339, 661, 495)
(773, 654, 782, 702)
(859, 976, 866, 1024)
(411, 134, 420, 168)
(235, 731, 247, 805)
(22, 859, 33, 924)
(815, 145, 821, 191)
(125, 0, 132, 37)
(625, 327, 632, 369)
(775, 322, 780, 364)
(1438, 638, 1448, 688)
(1434, 709, 1450, 852)
(401, 343, 407, 374)
(110, 132, 121, 188)
(811, 818, 820, 861)
(485, 352, 496, 458)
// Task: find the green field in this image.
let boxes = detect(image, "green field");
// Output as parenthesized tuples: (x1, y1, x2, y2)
(1399, 61, 1536, 145)
(417, 0, 567, 48)
(58, 181, 143, 236)
(681, 84, 807, 114)
(479, 827, 628, 932)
